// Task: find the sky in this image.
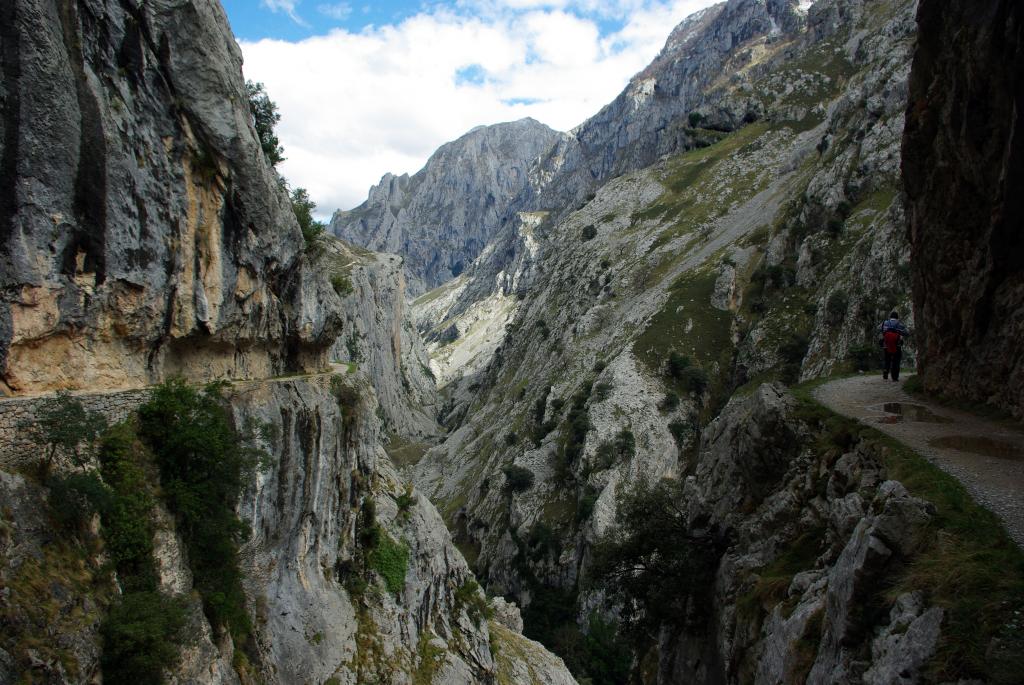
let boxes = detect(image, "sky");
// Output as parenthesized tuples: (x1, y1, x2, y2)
(224, 0, 720, 215)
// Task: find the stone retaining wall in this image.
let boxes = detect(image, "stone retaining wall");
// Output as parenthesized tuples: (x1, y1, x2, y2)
(0, 388, 153, 469)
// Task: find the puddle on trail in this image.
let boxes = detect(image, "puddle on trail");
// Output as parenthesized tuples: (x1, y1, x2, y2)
(872, 402, 954, 425)
(928, 435, 1024, 461)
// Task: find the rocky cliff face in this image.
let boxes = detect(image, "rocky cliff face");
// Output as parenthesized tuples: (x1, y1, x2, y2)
(330, 118, 566, 295)
(660, 385, 943, 684)
(903, 0, 1024, 418)
(0, 0, 342, 396)
(232, 374, 573, 685)
(325, 239, 441, 438)
(0, 1, 576, 683)
(0, 375, 577, 684)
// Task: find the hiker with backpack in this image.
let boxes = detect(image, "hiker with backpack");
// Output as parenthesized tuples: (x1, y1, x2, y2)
(878, 311, 910, 381)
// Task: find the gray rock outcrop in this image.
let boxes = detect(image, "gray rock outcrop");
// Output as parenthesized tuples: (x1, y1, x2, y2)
(325, 239, 440, 438)
(330, 118, 566, 295)
(903, 0, 1024, 418)
(0, 0, 342, 396)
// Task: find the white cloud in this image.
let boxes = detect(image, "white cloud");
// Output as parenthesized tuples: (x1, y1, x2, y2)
(318, 3, 352, 21)
(240, 1, 719, 215)
(261, 0, 308, 26)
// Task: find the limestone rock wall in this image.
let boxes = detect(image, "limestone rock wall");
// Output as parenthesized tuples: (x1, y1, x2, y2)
(0, 374, 577, 684)
(330, 119, 565, 295)
(326, 239, 441, 438)
(232, 374, 575, 684)
(0, 0, 343, 396)
(903, 0, 1024, 418)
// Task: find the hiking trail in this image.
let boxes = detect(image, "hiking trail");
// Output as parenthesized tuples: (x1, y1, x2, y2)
(814, 374, 1024, 548)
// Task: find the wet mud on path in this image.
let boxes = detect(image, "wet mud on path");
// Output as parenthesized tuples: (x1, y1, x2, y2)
(814, 374, 1024, 548)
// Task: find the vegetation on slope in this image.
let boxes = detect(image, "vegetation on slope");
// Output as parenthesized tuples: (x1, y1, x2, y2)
(790, 387, 1024, 683)
(138, 379, 266, 645)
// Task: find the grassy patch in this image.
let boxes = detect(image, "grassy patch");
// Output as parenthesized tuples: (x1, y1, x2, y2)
(633, 269, 734, 400)
(386, 435, 430, 469)
(633, 122, 770, 232)
(413, 631, 445, 685)
(737, 528, 826, 620)
(878, 435, 1024, 682)
(1, 542, 113, 680)
(368, 531, 410, 595)
(454, 579, 492, 627)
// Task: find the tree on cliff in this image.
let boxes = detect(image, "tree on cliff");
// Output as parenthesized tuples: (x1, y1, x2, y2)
(22, 391, 107, 475)
(246, 80, 284, 166)
(290, 187, 327, 251)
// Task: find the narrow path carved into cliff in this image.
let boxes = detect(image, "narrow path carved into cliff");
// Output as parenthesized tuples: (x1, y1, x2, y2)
(814, 374, 1024, 548)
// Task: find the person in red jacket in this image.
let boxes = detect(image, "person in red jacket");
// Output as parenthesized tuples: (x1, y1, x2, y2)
(878, 311, 910, 381)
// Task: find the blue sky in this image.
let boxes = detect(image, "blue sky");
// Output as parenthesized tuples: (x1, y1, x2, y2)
(223, 1, 436, 41)
(226, 0, 720, 213)
(224, 1, 628, 42)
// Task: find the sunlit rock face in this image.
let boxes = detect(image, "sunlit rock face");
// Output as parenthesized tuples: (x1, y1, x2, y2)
(903, 0, 1024, 419)
(0, 0, 343, 396)
(330, 118, 566, 296)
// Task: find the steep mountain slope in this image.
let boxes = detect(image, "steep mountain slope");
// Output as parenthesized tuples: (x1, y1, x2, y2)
(530, 0, 803, 215)
(330, 118, 566, 295)
(408, 0, 945, 680)
(903, 0, 1024, 419)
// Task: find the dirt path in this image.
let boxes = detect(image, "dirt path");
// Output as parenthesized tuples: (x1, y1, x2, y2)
(813, 374, 1024, 548)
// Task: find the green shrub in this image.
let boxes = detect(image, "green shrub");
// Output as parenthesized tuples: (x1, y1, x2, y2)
(848, 343, 878, 371)
(331, 272, 353, 297)
(780, 363, 802, 386)
(593, 382, 613, 402)
(679, 366, 709, 394)
(668, 419, 692, 447)
(24, 390, 107, 473)
(578, 615, 633, 685)
(527, 522, 559, 561)
(290, 187, 326, 252)
(454, 579, 491, 626)
(502, 465, 535, 493)
(504, 432, 518, 446)
(97, 423, 160, 592)
(582, 225, 597, 241)
(100, 591, 187, 683)
(614, 429, 636, 460)
(660, 391, 680, 411)
(688, 111, 703, 128)
(560, 382, 594, 476)
(666, 352, 691, 379)
(589, 479, 723, 638)
(369, 531, 409, 595)
(246, 81, 284, 166)
(330, 375, 360, 435)
(138, 379, 263, 642)
(825, 291, 848, 326)
(779, 334, 809, 366)
(396, 485, 415, 515)
(48, 472, 111, 535)
(577, 491, 598, 523)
